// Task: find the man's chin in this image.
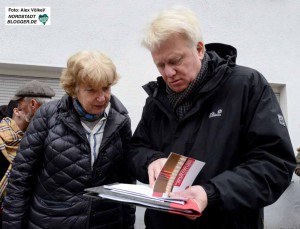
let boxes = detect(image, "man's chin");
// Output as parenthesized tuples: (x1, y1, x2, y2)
(168, 83, 187, 93)
(170, 87, 186, 93)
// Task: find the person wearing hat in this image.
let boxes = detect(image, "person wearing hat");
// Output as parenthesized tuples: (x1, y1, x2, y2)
(11, 80, 55, 126)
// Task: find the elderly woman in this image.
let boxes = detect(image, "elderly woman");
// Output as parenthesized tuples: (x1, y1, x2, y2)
(3, 51, 135, 229)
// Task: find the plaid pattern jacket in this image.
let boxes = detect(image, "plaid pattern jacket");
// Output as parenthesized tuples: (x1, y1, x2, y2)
(0, 117, 23, 206)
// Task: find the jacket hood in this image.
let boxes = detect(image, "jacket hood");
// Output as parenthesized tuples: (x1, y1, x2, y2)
(205, 43, 237, 67)
(143, 43, 237, 97)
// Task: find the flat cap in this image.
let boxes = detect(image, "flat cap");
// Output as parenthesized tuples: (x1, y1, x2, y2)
(11, 80, 55, 100)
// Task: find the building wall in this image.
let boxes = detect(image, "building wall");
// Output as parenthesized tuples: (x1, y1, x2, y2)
(1, 1, 299, 228)
(0, 1, 299, 147)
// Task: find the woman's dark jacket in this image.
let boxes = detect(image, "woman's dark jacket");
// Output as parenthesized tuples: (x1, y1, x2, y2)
(129, 43, 296, 229)
(3, 94, 135, 229)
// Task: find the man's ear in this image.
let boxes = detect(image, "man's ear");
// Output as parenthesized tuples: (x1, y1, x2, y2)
(196, 41, 205, 59)
(31, 99, 40, 111)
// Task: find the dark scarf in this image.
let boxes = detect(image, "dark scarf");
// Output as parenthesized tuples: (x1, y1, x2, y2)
(167, 52, 209, 120)
(73, 99, 103, 122)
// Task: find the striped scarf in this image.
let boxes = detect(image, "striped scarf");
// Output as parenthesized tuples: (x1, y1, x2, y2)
(73, 99, 103, 122)
(0, 117, 23, 206)
(167, 53, 209, 120)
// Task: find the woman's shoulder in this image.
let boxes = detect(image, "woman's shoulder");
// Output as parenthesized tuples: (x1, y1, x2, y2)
(110, 95, 128, 115)
(39, 95, 70, 115)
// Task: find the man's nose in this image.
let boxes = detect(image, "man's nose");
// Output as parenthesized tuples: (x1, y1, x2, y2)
(164, 65, 176, 78)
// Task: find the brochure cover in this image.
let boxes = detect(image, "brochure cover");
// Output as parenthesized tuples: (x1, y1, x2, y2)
(153, 152, 205, 197)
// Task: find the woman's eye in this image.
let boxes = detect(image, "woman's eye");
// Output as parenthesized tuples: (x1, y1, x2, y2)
(85, 88, 95, 92)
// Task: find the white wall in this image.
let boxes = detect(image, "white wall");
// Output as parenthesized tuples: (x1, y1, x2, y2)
(0, 0, 299, 151)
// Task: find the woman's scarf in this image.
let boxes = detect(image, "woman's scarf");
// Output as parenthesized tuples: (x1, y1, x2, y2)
(73, 98, 103, 122)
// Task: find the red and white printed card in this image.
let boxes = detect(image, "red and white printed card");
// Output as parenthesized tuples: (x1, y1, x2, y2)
(153, 152, 205, 197)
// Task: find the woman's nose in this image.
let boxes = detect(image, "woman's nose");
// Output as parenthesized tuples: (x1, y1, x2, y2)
(96, 94, 105, 102)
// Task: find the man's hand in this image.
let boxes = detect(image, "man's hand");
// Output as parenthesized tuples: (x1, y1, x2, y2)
(148, 158, 167, 188)
(169, 185, 208, 220)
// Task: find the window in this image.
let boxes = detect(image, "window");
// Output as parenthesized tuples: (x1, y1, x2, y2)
(0, 63, 64, 105)
(270, 83, 288, 125)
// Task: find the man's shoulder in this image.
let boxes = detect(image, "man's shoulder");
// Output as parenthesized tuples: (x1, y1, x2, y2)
(230, 65, 267, 85)
(231, 64, 261, 76)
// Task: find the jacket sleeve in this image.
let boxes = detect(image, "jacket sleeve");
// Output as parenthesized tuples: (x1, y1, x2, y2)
(118, 115, 136, 229)
(128, 99, 166, 184)
(209, 73, 296, 211)
(2, 105, 51, 229)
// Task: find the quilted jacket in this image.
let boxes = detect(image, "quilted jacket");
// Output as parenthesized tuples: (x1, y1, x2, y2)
(3, 94, 135, 229)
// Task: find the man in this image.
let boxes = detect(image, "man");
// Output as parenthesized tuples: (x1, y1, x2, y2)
(11, 80, 55, 127)
(129, 6, 296, 229)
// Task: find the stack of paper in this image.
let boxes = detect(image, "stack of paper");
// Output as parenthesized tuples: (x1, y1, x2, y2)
(84, 183, 201, 216)
(104, 183, 187, 205)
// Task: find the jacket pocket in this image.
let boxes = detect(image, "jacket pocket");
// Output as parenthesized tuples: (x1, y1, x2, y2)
(32, 196, 87, 216)
(29, 196, 89, 228)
